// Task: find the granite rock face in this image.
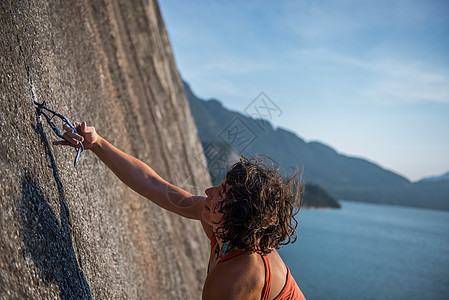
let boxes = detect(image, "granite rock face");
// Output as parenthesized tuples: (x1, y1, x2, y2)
(0, 0, 211, 298)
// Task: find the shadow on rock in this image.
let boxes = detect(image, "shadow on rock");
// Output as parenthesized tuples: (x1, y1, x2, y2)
(20, 114, 91, 299)
(21, 173, 91, 300)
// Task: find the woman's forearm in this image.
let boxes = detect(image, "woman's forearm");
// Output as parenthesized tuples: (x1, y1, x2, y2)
(92, 136, 199, 218)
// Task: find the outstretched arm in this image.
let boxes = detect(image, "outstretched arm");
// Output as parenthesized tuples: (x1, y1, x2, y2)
(55, 122, 206, 220)
(92, 136, 205, 219)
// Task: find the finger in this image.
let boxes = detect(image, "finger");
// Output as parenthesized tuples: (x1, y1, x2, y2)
(62, 123, 83, 141)
(53, 140, 72, 146)
(63, 123, 72, 131)
(81, 122, 93, 134)
(63, 122, 79, 133)
(63, 132, 80, 145)
(81, 122, 95, 137)
(73, 122, 83, 133)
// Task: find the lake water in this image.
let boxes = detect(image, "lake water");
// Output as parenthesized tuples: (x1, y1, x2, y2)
(278, 200, 449, 300)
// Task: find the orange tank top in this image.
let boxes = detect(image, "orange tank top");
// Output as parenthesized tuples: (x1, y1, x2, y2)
(209, 235, 306, 300)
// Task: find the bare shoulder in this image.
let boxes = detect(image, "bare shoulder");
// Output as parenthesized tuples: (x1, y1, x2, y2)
(202, 253, 265, 300)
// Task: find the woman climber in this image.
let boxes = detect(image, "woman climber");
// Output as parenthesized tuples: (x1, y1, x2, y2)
(54, 121, 306, 300)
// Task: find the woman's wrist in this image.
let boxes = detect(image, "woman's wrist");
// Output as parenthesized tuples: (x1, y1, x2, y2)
(91, 135, 103, 154)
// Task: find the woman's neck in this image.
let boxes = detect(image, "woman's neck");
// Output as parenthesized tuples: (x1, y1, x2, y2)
(215, 237, 231, 259)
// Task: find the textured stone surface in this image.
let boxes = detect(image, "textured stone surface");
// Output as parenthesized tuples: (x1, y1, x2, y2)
(0, 0, 211, 299)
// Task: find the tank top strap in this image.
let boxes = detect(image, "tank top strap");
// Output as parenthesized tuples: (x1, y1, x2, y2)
(260, 254, 271, 300)
(210, 234, 218, 249)
(218, 249, 251, 264)
(219, 251, 272, 300)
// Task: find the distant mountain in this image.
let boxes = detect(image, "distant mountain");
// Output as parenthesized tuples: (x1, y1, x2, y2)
(303, 184, 341, 209)
(184, 81, 449, 211)
(418, 171, 449, 183)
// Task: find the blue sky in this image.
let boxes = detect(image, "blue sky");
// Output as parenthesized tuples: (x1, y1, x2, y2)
(158, 0, 449, 181)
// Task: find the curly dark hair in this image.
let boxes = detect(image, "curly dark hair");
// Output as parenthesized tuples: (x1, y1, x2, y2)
(213, 155, 303, 255)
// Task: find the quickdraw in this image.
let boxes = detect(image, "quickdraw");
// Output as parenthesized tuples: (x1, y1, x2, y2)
(34, 100, 84, 167)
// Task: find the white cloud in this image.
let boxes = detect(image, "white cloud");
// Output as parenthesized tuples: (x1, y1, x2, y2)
(290, 48, 449, 105)
(364, 59, 449, 104)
